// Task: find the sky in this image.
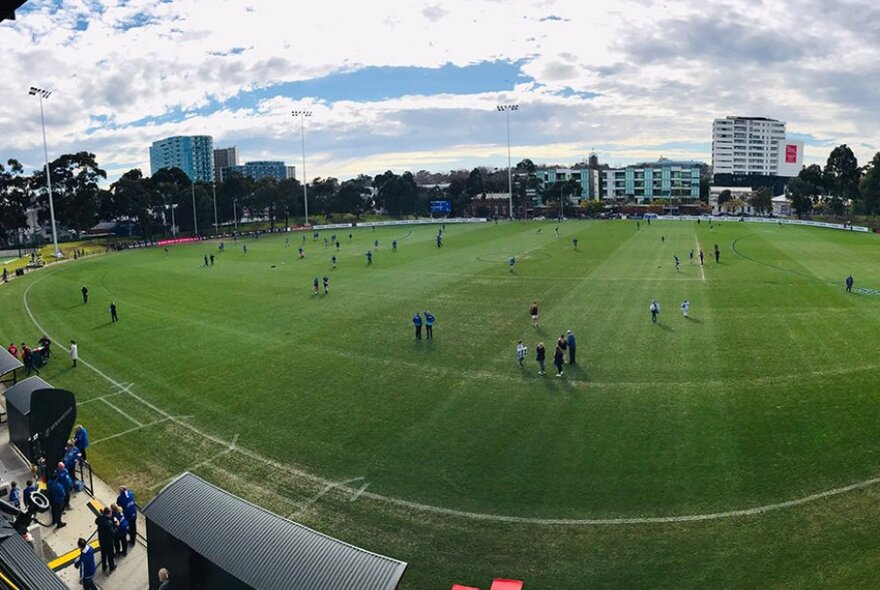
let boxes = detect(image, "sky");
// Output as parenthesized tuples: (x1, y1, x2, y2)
(1, 0, 879, 185)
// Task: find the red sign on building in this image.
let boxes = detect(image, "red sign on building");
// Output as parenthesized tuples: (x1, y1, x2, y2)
(785, 144, 798, 163)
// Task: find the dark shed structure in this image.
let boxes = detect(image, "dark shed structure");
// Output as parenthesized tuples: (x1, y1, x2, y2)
(2, 378, 76, 470)
(0, 518, 69, 590)
(142, 472, 407, 590)
(0, 347, 23, 385)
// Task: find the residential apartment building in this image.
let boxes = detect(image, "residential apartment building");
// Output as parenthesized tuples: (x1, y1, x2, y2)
(149, 136, 214, 182)
(712, 117, 785, 176)
(285, 165, 297, 181)
(223, 161, 289, 183)
(213, 146, 239, 182)
(533, 168, 601, 202)
(711, 116, 804, 195)
(601, 160, 703, 200)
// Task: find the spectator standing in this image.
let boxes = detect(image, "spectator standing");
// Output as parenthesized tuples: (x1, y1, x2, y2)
(22, 344, 38, 376)
(530, 302, 539, 327)
(6, 342, 17, 358)
(536, 342, 546, 375)
(157, 568, 171, 590)
(82, 286, 89, 304)
(70, 340, 78, 367)
(63, 441, 81, 482)
(75, 424, 89, 460)
(117, 486, 138, 546)
(110, 503, 129, 556)
(56, 462, 72, 509)
(424, 311, 435, 339)
(110, 302, 118, 322)
(566, 330, 576, 365)
(74, 538, 99, 590)
(8, 481, 20, 509)
(46, 477, 66, 528)
(846, 275, 854, 292)
(95, 507, 117, 572)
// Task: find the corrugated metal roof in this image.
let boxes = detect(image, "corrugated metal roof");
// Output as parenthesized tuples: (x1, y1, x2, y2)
(0, 347, 23, 377)
(0, 520, 69, 590)
(3, 377, 52, 414)
(142, 472, 407, 590)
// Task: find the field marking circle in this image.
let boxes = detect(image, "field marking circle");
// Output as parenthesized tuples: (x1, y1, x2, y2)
(19, 263, 880, 526)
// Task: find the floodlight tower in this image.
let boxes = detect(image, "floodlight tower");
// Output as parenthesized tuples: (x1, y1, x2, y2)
(496, 104, 519, 220)
(29, 86, 61, 257)
(291, 110, 312, 225)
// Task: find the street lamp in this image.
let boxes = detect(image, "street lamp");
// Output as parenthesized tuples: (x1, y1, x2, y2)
(497, 104, 519, 220)
(211, 180, 218, 234)
(291, 110, 312, 225)
(233, 198, 238, 233)
(165, 203, 178, 236)
(29, 86, 61, 257)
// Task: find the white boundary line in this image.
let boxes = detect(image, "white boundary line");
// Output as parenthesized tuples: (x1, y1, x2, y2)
(20, 271, 880, 526)
(695, 235, 706, 282)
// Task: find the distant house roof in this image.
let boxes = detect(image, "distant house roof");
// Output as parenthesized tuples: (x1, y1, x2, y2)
(142, 473, 407, 590)
(0, 520, 68, 590)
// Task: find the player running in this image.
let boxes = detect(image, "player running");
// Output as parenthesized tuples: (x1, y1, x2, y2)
(650, 299, 660, 323)
(313, 277, 319, 295)
(509, 256, 516, 273)
(681, 299, 689, 318)
(674, 255, 680, 271)
(530, 301, 539, 327)
(323, 275, 330, 294)
(332, 255, 337, 269)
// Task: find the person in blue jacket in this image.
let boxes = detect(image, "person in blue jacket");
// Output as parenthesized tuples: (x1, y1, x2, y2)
(63, 441, 81, 482)
(424, 311, 435, 339)
(392, 240, 398, 252)
(566, 329, 576, 365)
(56, 462, 73, 509)
(74, 424, 89, 461)
(117, 486, 138, 546)
(111, 503, 130, 556)
(74, 538, 98, 590)
(366, 251, 373, 265)
(8, 481, 21, 509)
(47, 477, 66, 528)
(313, 277, 319, 295)
(436, 233, 442, 248)
(412, 312, 423, 339)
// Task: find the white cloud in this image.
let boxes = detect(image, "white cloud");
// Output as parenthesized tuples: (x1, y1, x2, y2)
(1, 0, 879, 184)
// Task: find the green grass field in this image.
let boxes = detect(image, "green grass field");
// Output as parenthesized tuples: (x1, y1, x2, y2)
(3, 219, 880, 588)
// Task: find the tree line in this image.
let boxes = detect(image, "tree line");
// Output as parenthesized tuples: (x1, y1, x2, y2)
(0, 152, 576, 243)
(786, 144, 880, 218)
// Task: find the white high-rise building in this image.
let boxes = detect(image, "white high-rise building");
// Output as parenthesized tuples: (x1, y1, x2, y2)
(712, 117, 786, 176)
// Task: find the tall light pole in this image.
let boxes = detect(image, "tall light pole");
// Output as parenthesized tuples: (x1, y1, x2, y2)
(497, 104, 519, 220)
(29, 87, 61, 257)
(233, 198, 238, 233)
(291, 110, 312, 225)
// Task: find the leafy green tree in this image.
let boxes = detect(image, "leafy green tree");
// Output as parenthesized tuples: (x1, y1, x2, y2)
(31, 152, 106, 232)
(216, 172, 255, 228)
(277, 177, 303, 226)
(374, 171, 418, 217)
(465, 168, 485, 199)
(858, 152, 880, 216)
(252, 177, 282, 230)
(0, 159, 30, 245)
(749, 187, 772, 215)
(447, 177, 469, 215)
(824, 144, 860, 216)
(785, 164, 823, 218)
(332, 180, 367, 217)
(104, 169, 162, 238)
(717, 189, 732, 208)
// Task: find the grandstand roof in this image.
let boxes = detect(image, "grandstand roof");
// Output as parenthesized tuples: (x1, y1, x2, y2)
(0, 519, 68, 590)
(143, 472, 407, 590)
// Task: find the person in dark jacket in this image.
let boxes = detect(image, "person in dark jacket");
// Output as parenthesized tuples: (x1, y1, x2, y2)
(553, 344, 565, 378)
(74, 538, 99, 590)
(535, 342, 546, 375)
(117, 486, 138, 546)
(82, 286, 89, 304)
(566, 330, 576, 365)
(96, 507, 117, 572)
(46, 478, 66, 528)
(23, 480, 36, 511)
(111, 503, 129, 556)
(110, 302, 118, 322)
